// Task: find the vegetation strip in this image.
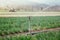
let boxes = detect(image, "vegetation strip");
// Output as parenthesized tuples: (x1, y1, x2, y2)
(0, 16, 60, 36)
(0, 30, 60, 40)
(0, 27, 60, 37)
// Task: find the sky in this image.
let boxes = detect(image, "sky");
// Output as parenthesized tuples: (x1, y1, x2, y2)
(0, 0, 60, 7)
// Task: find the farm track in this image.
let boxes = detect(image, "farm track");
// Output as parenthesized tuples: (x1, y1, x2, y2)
(0, 27, 60, 37)
(0, 12, 60, 17)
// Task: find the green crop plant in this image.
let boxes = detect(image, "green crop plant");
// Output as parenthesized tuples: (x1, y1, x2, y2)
(0, 30, 60, 40)
(0, 16, 60, 35)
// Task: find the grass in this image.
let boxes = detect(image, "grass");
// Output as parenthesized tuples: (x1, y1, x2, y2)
(0, 30, 60, 40)
(0, 16, 60, 35)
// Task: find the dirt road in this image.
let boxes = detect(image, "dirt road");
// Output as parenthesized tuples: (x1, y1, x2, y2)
(0, 12, 60, 17)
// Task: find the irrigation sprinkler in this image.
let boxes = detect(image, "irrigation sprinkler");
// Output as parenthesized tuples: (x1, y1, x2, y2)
(28, 16, 31, 34)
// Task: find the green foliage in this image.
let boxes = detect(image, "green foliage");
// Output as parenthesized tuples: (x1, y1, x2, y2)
(0, 31, 60, 40)
(0, 16, 60, 35)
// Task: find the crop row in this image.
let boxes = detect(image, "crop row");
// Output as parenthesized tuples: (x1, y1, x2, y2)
(0, 30, 60, 40)
(0, 16, 60, 35)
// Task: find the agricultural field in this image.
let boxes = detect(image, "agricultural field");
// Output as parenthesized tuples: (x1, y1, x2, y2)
(0, 30, 60, 40)
(0, 16, 60, 35)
